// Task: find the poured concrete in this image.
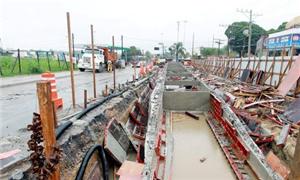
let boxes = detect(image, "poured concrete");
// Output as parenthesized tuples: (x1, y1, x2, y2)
(172, 112, 235, 180)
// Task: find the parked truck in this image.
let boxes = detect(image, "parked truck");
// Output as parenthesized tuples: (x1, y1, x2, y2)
(78, 47, 117, 72)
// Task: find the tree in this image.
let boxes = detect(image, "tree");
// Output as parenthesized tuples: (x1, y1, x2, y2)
(267, 22, 287, 34)
(225, 21, 266, 56)
(200, 47, 227, 57)
(127, 46, 141, 61)
(145, 51, 152, 60)
(168, 42, 186, 60)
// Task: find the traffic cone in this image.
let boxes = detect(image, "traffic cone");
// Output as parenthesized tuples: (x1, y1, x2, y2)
(139, 64, 145, 77)
(41, 72, 63, 109)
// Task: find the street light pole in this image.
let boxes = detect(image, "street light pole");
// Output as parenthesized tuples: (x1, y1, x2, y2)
(176, 21, 180, 62)
(192, 32, 195, 58)
(183, 20, 188, 48)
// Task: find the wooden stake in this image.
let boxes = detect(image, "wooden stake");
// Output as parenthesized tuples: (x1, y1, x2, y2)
(269, 49, 276, 86)
(91, 24, 96, 98)
(84, 89, 87, 109)
(66, 12, 76, 108)
(105, 84, 108, 96)
(37, 81, 60, 180)
(278, 48, 285, 87)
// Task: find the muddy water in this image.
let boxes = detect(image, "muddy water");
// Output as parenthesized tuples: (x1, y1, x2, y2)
(172, 113, 236, 180)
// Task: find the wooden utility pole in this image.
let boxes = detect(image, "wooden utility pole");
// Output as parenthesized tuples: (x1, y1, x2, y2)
(214, 38, 224, 57)
(91, 24, 96, 98)
(66, 12, 76, 108)
(112, 36, 116, 90)
(37, 81, 60, 180)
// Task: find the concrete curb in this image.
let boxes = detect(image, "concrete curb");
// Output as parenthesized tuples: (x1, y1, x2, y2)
(0, 72, 81, 88)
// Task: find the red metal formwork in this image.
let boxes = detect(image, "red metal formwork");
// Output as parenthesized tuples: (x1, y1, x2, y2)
(210, 94, 250, 160)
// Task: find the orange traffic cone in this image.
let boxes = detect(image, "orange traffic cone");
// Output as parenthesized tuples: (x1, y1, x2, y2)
(139, 64, 145, 77)
(41, 72, 63, 109)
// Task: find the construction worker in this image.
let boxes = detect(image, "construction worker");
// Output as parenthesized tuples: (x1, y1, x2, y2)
(107, 61, 113, 72)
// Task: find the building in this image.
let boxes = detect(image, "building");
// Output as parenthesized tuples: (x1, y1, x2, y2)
(264, 16, 300, 56)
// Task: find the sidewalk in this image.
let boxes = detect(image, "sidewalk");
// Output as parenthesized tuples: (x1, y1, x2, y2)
(0, 71, 81, 88)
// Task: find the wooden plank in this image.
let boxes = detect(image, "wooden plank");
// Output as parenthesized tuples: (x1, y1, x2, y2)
(37, 81, 60, 180)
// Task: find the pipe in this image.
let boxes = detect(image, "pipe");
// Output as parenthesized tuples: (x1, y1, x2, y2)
(75, 144, 109, 180)
(56, 121, 73, 139)
(76, 88, 128, 119)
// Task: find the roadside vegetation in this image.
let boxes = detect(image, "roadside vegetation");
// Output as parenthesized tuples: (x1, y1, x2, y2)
(0, 56, 73, 77)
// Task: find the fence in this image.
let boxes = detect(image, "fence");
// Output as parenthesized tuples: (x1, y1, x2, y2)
(194, 48, 300, 95)
(0, 49, 76, 76)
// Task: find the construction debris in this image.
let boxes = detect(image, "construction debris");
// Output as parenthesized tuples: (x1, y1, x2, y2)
(185, 111, 199, 120)
(192, 59, 300, 177)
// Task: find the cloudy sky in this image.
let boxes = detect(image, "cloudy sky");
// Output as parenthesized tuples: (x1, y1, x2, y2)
(0, 0, 299, 53)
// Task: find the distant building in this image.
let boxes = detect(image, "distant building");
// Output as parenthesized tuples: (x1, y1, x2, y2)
(264, 16, 300, 56)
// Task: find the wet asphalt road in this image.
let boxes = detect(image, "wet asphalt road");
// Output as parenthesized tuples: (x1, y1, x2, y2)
(0, 67, 135, 137)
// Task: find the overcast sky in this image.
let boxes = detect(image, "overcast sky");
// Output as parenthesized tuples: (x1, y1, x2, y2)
(0, 0, 299, 53)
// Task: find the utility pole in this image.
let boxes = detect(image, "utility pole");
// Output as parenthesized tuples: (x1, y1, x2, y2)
(160, 33, 164, 58)
(192, 32, 195, 58)
(176, 21, 180, 62)
(90, 24, 96, 98)
(121, 35, 124, 59)
(214, 38, 224, 57)
(72, 33, 75, 57)
(66, 12, 76, 108)
(183, 20, 188, 48)
(112, 36, 116, 90)
(237, 9, 262, 58)
(212, 35, 215, 48)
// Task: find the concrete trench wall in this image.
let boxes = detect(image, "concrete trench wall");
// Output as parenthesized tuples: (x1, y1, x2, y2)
(163, 91, 210, 111)
(164, 62, 210, 111)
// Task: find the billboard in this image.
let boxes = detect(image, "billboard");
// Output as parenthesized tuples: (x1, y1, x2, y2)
(266, 34, 300, 49)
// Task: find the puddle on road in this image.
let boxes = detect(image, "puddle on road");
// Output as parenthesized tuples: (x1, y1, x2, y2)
(172, 112, 236, 180)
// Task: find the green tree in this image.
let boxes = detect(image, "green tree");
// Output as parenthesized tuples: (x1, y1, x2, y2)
(168, 42, 186, 60)
(225, 21, 266, 56)
(145, 51, 152, 60)
(267, 22, 287, 34)
(200, 47, 227, 57)
(127, 46, 141, 61)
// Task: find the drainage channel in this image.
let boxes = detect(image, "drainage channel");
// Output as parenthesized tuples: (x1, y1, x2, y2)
(171, 112, 236, 179)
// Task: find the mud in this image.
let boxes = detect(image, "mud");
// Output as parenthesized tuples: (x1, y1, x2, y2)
(172, 112, 236, 180)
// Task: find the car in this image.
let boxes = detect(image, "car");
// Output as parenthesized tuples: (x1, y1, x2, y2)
(116, 59, 126, 69)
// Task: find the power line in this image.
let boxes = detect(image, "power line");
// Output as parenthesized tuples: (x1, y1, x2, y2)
(214, 38, 225, 57)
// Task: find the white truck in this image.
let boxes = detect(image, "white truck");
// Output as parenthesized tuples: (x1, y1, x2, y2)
(78, 48, 106, 72)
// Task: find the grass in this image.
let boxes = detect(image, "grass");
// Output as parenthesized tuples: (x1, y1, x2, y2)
(0, 56, 75, 77)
